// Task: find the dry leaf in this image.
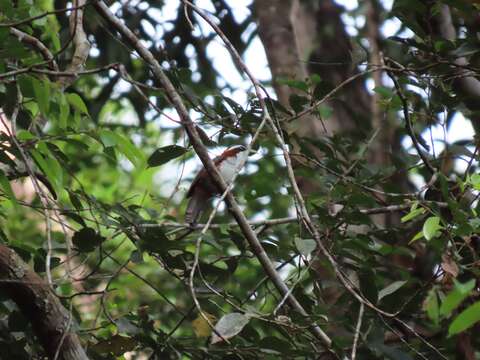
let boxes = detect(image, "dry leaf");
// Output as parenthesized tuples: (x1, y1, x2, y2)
(192, 312, 216, 338)
(441, 254, 459, 278)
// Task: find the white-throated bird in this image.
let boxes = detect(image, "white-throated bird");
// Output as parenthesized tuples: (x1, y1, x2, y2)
(185, 145, 250, 224)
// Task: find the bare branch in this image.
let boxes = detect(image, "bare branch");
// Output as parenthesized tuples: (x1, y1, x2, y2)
(351, 303, 364, 360)
(154, 201, 448, 229)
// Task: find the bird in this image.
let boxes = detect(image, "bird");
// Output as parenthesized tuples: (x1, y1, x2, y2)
(185, 145, 250, 224)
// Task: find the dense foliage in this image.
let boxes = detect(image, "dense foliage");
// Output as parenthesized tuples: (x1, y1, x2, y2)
(0, 0, 480, 359)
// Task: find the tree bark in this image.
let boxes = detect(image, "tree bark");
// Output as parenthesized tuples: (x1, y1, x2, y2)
(0, 244, 88, 360)
(436, 4, 480, 133)
(253, 0, 307, 106)
(296, 0, 371, 134)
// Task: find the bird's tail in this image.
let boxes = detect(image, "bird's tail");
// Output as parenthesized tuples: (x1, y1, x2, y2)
(185, 190, 209, 224)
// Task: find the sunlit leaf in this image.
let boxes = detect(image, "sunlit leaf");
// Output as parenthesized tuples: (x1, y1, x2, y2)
(66, 93, 89, 116)
(448, 301, 480, 336)
(401, 207, 425, 223)
(423, 216, 442, 241)
(0, 169, 17, 207)
(440, 279, 475, 317)
(30, 148, 60, 195)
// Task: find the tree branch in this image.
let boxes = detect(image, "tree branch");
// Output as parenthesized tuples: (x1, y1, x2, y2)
(93, 0, 332, 348)
(9, 28, 59, 71)
(155, 201, 448, 229)
(0, 244, 88, 360)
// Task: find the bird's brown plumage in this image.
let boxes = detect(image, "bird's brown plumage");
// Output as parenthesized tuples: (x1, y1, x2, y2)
(185, 146, 247, 224)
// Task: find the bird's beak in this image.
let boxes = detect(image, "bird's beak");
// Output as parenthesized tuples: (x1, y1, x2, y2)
(248, 148, 257, 155)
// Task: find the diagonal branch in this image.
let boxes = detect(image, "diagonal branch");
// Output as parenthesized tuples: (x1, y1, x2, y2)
(93, 0, 332, 348)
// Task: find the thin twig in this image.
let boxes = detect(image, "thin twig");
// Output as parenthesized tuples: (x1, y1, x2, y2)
(149, 201, 448, 229)
(351, 303, 364, 360)
(387, 69, 436, 174)
(0, 62, 120, 80)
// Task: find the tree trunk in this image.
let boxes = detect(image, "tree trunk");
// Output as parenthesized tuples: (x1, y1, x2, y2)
(0, 244, 88, 360)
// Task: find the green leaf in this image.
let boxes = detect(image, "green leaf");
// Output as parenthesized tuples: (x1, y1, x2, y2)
(469, 173, 480, 191)
(423, 216, 442, 241)
(114, 132, 144, 167)
(0, 169, 17, 207)
(138, 226, 170, 254)
(373, 86, 393, 98)
(401, 207, 425, 223)
(61, 210, 86, 227)
(32, 78, 50, 114)
(210, 313, 250, 344)
(425, 288, 440, 325)
(440, 279, 476, 317)
(317, 104, 333, 119)
(17, 130, 35, 141)
(30, 148, 60, 195)
(66, 93, 89, 116)
(277, 78, 309, 92)
(448, 301, 480, 336)
(409, 230, 424, 244)
(34, 251, 61, 273)
(147, 145, 188, 167)
(378, 280, 408, 300)
(289, 94, 309, 113)
(99, 130, 144, 167)
(98, 129, 117, 147)
(258, 337, 291, 353)
(58, 93, 70, 129)
(294, 237, 317, 256)
(37, 142, 63, 189)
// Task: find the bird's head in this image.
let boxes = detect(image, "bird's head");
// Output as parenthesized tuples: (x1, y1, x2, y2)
(220, 145, 256, 159)
(221, 145, 247, 158)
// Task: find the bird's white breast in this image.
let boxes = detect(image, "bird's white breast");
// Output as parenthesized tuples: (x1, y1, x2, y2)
(218, 150, 248, 184)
